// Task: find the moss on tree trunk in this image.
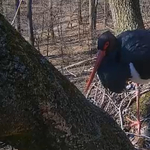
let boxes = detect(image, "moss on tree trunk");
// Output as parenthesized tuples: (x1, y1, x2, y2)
(109, 0, 144, 34)
(0, 14, 134, 150)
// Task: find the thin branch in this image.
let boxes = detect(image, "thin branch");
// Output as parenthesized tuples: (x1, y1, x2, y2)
(64, 57, 96, 70)
(65, 68, 77, 77)
(11, 0, 23, 25)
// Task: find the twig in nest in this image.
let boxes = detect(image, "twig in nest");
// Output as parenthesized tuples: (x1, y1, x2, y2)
(84, 67, 94, 72)
(105, 93, 119, 111)
(105, 100, 111, 111)
(122, 91, 135, 110)
(94, 86, 98, 102)
(100, 89, 105, 107)
(85, 82, 96, 98)
(126, 132, 150, 140)
(119, 107, 124, 130)
(117, 92, 134, 129)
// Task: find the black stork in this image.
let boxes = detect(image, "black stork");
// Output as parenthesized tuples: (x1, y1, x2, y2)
(85, 29, 150, 134)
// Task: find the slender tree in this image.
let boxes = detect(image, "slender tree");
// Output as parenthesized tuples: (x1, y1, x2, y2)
(48, 0, 55, 43)
(0, 0, 3, 14)
(27, 0, 34, 46)
(78, 0, 82, 25)
(109, 0, 144, 34)
(78, 0, 82, 45)
(89, 0, 98, 50)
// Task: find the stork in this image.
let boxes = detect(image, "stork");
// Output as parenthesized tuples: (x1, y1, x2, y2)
(85, 29, 150, 134)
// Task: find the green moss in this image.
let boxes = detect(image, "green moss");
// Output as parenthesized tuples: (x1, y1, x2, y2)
(131, 91, 150, 117)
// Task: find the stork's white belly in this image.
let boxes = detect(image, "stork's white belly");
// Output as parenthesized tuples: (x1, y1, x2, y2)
(129, 63, 150, 84)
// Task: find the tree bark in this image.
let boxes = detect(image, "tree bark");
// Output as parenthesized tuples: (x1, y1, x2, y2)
(109, 0, 144, 34)
(27, 0, 34, 46)
(0, 13, 135, 150)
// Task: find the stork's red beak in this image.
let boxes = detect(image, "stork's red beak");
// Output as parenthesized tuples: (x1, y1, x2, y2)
(85, 50, 106, 93)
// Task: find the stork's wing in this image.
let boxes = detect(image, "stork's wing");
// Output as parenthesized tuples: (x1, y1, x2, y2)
(97, 58, 130, 93)
(118, 29, 150, 79)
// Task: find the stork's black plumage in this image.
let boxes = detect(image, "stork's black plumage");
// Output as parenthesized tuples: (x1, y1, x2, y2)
(97, 29, 150, 93)
(85, 29, 150, 134)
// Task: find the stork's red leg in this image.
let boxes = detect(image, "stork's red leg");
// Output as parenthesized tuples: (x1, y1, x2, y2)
(136, 84, 141, 134)
(126, 84, 141, 135)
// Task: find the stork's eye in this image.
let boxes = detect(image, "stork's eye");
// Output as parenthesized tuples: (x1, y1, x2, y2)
(103, 41, 110, 50)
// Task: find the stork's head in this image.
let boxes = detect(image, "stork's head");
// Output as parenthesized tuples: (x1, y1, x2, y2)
(85, 31, 117, 92)
(98, 31, 117, 54)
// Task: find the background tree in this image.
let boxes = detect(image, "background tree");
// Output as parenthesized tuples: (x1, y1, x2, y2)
(27, 0, 34, 46)
(78, 0, 82, 25)
(109, 0, 144, 34)
(89, 0, 97, 50)
(0, 13, 135, 150)
(77, 0, 82, 44)
(48, 0, 55, 44)
(0, 0, 3, 14)
(15, 0, 21, 33)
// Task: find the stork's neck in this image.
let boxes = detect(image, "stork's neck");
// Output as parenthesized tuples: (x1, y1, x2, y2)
(106, 40, 121, 62)
(115, 40, 122, 62)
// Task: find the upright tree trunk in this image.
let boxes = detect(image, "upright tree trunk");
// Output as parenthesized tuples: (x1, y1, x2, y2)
(15, 0, 21, 33)
(27, 0, 34, 46)
(89, 0, 97, 50)
(78, 0, 82, 25)
(0, 13, 135, 150)
(109, 0, 144, 34)
(78, 0, 82, 45)
(0, 0, 3, 14)
(93, 0, 98, 29)
(48, 0, 55, 44)
(89, 0, 94, 37)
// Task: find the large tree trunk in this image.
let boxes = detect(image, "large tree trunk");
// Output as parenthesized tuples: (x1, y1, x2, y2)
(109, 0, 144, 34)
(0, 13, 134, 150)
